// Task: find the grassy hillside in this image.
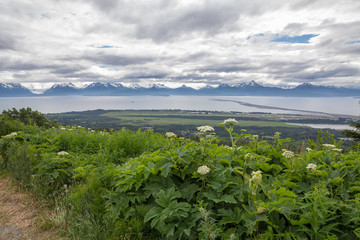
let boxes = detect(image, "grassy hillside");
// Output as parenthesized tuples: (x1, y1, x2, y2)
(1, 110, 360, 239)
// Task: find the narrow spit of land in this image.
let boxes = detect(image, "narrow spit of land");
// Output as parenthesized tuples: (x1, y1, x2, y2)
(211, 98, 359, 119)
(0, 176, 59, 240)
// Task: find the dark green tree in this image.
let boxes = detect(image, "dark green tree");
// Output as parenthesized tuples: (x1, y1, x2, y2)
(2, 107, 57, 128)
(342, 122, 360, 141)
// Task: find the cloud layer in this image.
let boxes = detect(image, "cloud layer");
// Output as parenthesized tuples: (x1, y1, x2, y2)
(0, 0, 360, 88)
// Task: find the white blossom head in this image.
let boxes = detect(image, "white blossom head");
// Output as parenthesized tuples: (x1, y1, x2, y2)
(3, 132, 17, 139)
(332, 148, 343, 153)
(57, 151, 69, 156)
(197, 125, 214, 133)
(306, 147, 312, 152)
(306, 163, 317, 172)
(322, 144, 336, 148)
(282, 149, 294, 159)
(197, 165, 211, 175)
(223, 118, 238, 126)
(165, 132, 177, 138)
(251, 170, 262, 185)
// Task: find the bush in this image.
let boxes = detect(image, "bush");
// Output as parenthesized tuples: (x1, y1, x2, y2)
(0, 119, 359, 239)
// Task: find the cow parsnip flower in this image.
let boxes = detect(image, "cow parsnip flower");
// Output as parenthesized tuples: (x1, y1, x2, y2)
(165, 132, 177, 138)
(197, 165, 211, 175)
(197, 125, 214, 132)
(322, 144, 336, 148)
(282, 149, 294, 158)
(57, 151, 69, 156)
(251, 170, 262, 185)
(223, 118, 238, 125)
(306, 163, 317, 172)
(3, 132, 17, 139)
(332, 148, 343, 153)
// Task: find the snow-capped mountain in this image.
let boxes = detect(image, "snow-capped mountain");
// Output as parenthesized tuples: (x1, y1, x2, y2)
(0, 83, 34, 97)
(43, 83, 82, 96)
(82, 82, 126, 96)
(2, 81, 360, 97)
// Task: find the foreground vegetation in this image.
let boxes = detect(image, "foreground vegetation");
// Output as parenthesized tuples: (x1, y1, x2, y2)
(45, 109, 350, 150)
(1, 108, 360, 239)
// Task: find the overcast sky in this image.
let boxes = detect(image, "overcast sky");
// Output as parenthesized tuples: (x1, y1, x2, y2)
(1, 0, 360, 90)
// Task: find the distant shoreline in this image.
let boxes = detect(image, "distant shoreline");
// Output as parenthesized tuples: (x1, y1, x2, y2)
(211, 98, 359, 119)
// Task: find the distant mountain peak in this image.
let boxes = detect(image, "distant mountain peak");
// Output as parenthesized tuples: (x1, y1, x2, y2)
(0, 82, 25, 89)
(295, 82, 314, 88)
(149, 83, 167, 89)
(51, 82, 77, 88)
(129, 83, 141, 89)
(236, 80, 262, 88)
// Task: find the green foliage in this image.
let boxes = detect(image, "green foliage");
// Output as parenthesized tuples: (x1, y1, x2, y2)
(0, 117, 359, 239)
(2, 107, 58, 128)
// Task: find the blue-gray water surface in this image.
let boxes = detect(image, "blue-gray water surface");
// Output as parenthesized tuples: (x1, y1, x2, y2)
(0, 95, 358, 116)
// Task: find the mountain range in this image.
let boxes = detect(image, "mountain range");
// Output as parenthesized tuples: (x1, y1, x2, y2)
(1, 81, 360, 97)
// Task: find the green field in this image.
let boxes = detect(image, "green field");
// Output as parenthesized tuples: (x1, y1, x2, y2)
(100, 111, 292, 128)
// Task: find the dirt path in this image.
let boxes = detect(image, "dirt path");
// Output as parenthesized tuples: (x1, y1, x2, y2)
(0, 176, 60, 240)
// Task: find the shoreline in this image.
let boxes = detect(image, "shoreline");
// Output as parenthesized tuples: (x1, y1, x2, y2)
(211, 98, 359, 120)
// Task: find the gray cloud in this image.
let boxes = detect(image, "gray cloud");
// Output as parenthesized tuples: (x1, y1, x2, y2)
(83, 53, 156, 66)
(1, 0, 360, 88)
(0, 34, 16, 50)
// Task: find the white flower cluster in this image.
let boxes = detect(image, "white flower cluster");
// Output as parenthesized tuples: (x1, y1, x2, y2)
(3, 132, 17, 139)
(306, 147, 312, 152)
(223, 145, 234, 150)
(197, 125, 214, 133)
(322, 144, 336, 148)
(197, 165, 211, 175)
(165, 132, 177, 138)
(223, 118, 238, 125)
(57, 151, 69, 156)
(251, 170, 262, 185)
(306, 163, 317, 172)
(332, 148, 343, 153)
(282, 149, 294, 158)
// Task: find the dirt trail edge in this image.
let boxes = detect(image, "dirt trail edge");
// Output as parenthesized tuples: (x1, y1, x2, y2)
(0, 176, 60, 240)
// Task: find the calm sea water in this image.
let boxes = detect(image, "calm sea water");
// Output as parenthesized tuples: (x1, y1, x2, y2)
(0, 95, 359, 116)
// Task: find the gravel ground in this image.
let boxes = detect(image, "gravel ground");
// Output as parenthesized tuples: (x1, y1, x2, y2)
(0, 177, 59, 240)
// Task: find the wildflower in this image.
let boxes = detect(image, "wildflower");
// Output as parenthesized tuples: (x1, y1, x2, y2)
(60, 127, 66, 130)
(223, 118, 238, 125)
(197, 125, 214, 133)
(197, 165, 211, 175)
(306, 163, 317, 172)
(252, 135, 259, 141)
(322, 144, 336, 148)
(274, 132, 281, 136)
(244, 153, 253, 162)
(3, 132, 17, 139)
(306, 147, 312, 152)
(223, 145, 234, 150)
(332, 148, 343, 153)
(165, 132, 177, 138)
(250, 170, 262, 185)
(282, 149, 294, 158)
(57, 151, 69, 156)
